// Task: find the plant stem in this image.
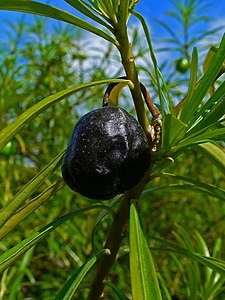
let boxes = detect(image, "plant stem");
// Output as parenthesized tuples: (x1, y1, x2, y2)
(87, 176, 149, 300)
(115, 27, 150, 136)
(88, 22, 151, 300)
(87, 195, 130, 300)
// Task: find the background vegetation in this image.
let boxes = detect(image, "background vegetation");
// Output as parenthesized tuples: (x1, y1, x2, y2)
(0, 0, 224, 299)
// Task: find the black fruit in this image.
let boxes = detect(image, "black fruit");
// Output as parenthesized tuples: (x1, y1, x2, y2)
(62, 106, 151, 200)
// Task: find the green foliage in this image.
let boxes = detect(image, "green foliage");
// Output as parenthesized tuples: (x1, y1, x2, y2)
(130, 201, 162, 299)
(0, 0, 224, 299)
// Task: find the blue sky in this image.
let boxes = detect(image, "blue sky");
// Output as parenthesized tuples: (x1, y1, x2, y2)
(0, 1, 171, 28)
(0, 0, 224, 28)
(0, 1, 172, 21)
(0, 1, 224, 33)
(0, 0, 224, 61)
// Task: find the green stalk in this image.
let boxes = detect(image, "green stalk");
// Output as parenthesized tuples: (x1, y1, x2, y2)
(115, 25, 150, 137)
(88, 195, 130, 300)
(87, 175, 150, 300)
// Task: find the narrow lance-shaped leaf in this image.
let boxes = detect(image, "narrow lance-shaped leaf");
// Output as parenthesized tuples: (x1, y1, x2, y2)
(162, 114, 188, 151)
(0, 180, 65, 241)
(0, 151, 65, 229)
(0, 0, 117, 45)
(172, 127, 225, 151)
(194, 143, 225, 175)
(65, 0, 113, 30)
(97, 0, 118, 23)
(107, 282, 130, 300)
(180, 34, 225, 125)
(151, 236, 225, 277)
(0, 204, 111, 273)
(203, 46, 217, 95)
(0, 79, 130, 150)
(185, 82, 225, 137)
(178, 47, 198, 121)
(129, 201, 162, 300)
(143, 184, 225, 202)
(55, 249, 110, 300)
(150, 172, 225, 201)
(131, 10, 169, 116)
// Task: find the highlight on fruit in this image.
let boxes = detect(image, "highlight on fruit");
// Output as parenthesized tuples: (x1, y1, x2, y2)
(175, 57, 189, 73)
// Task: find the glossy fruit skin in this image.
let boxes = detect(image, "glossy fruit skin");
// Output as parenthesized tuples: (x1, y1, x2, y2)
(176, 58, 189, 73)
(62, 106, 151, 200)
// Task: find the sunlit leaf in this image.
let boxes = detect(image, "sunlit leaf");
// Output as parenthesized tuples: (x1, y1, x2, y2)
(185, 84, 225, 137)
(171, 127, 225, 151)
(0, 180, 65, 241)
(0, 203, 110, 272)
(0, 151, 64, 229)
(131, 10, 168, 116)
(0, 0, 117, 44)
(162, 114, 187, 151)
(65, 0, 113, 29)
(150, 172, 225, 201)
(0, 79, 130, 150)
(179, 47, 198, 122)
(180, 34, 225, 125)
(152, 236, 225, 277)
(129, 202, 162, 300)
(194, 143, 225, 174)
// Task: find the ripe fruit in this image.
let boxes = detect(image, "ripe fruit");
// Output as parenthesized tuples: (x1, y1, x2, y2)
(175, 58, 189, 73)
(62, 106, 151, 200)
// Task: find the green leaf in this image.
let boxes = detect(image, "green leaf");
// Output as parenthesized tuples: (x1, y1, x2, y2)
(65, 0, 113, 30)
(149, 172, 225, 201)
(97, 0, 118, 23)
(8, 247, 35, 300)
(55, 249, 110, 300)
(203, 46, 218, 74)
(185, 82, 225, 137)
(0, 79, 130, 150)
(144, 184, 225, 203)
(162, 114, 188, 151)
(179, 47, 198, 123)
(194, 143, 225, 174)
(0, 204, 110, 273)
(157, 273, 172, 300)
(0, 180, 65, 241)
(129, 202, 162, 300)
(107, 282, 129, 300)
(180, 34, 225, 125)
(172, 227, 200, 300)
(194, 230, 212, 286)
(151, 236, 225, 277)
(0, 0, 117, 45)
(0, 151, 64, 229)
(131, 10, 168, 116)
(172, 127, 225, 151)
